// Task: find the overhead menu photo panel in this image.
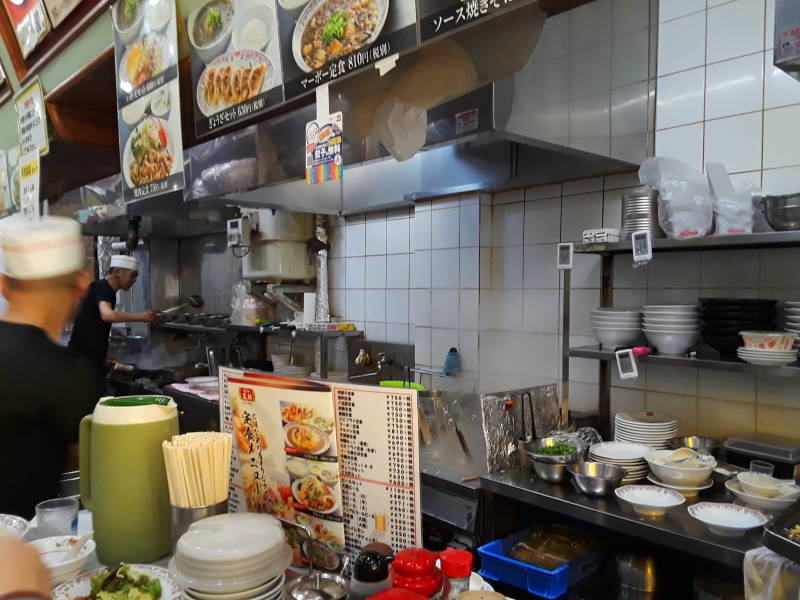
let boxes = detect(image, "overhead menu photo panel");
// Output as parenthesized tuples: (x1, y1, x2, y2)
(278, 0, 418, 99)
(189, 0, 286, 137)
(419, 0, 519, 41)
(112, 0, 184, 203)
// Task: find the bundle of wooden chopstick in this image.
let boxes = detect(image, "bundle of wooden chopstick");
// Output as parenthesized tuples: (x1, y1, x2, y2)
(163, 432, 233, 508)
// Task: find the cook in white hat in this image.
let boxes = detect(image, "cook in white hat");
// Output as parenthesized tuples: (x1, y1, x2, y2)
(0, 216, 105, 518)
(68, 252, 160, 384)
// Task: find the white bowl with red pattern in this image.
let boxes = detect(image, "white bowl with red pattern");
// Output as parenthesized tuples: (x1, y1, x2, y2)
(740, 331, 797, 351)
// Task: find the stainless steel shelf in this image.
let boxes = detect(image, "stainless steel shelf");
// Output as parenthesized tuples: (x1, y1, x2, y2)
(228, 324, 363, 339)
(570, 345, 800, 377)
(575, 230, 800, 254)
(158, 322, 228, 335)
(482, 469, 760, 568)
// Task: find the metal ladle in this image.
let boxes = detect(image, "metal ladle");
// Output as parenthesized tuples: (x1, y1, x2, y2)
(161, 294, 204, 314)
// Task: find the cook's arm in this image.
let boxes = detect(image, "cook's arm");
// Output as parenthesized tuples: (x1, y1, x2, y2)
(99, 301, 159, 323)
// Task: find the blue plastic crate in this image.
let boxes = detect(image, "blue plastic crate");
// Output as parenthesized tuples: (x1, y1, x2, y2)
(477, 527, 602, 599)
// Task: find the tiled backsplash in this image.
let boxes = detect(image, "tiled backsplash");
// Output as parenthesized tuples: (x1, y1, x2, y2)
(656, 0, 800, 193)
(322, 0, 800, 438)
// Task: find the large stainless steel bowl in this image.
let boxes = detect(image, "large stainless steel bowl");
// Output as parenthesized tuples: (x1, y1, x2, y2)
(666, 436, 721, 457)
(523, 437, 581, 465)
(761, 194, 800, 231)
(568, 462, 625, 496)
(532, 459, 571, 482)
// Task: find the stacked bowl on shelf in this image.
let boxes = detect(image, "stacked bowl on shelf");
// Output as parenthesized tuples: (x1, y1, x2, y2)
(700, 298, 777, 357)
(169, 513, 292, 600)
(614, 412, 678, 449)
(591, 307, 641, 349)
(589, 441, 652, 484)
(737, 331, 799, 366)
(642, 305, 700, 355)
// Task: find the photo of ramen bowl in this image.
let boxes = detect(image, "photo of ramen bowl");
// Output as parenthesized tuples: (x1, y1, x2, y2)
(189, 0, 237, 64)
(291, 0, 389, 73)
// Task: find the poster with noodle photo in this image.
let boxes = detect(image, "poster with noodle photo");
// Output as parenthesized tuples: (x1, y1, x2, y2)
(112, 0, 184, 203)
(188, 0, 285, 137)
(276, 0, 418, 99)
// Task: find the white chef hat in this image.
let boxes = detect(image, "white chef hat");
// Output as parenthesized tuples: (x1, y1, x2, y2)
(0, 216, 84, 280)
(110, 254, 139, 270)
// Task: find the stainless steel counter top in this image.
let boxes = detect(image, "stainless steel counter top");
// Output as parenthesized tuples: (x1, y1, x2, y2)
(481, 469, 761, 568)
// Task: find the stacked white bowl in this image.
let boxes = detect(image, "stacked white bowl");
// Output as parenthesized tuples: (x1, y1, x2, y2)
(589, 441, 653, 484)
(642, 305, 700, 355)
(591, 307, 641, 349)
(614, 412, 678, 450)
(169, 513, 292, 600)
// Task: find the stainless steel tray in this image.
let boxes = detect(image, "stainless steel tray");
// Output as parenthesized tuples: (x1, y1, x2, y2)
(762, 500, 800, 562)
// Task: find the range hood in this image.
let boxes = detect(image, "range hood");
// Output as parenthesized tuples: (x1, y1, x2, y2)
(84, 0, 656, 226)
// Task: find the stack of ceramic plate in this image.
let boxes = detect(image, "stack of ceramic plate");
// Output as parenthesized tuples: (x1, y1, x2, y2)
(783, 301, 800, 346)
(169, 513, 292, 600)
(621, 188, 665, 240)
(701, 298, 777, 357)
(737, 346, 799, 367)
(591, 307, 641, 349)
(614, 412, 678, 449)
(589, 441, 652, 484)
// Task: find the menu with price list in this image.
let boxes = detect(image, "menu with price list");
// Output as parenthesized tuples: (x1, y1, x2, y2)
(220, 368, 420, 570)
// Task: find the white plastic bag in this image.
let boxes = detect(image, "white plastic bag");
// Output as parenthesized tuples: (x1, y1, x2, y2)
(714, 184, 756, 235)
(639, 157, 713, 239)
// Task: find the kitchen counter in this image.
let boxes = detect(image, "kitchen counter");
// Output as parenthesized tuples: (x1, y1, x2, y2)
(481, 468, 762, 568)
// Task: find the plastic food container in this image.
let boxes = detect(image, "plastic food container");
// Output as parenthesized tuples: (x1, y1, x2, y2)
(724, 433, 800, 479)
(477, 528, 601, 599)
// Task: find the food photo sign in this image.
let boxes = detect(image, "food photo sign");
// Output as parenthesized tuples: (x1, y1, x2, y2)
(188, 0, 286, 137)
(276, 0, 418, 98)
(112, 0, 184, 202)
(220, 369, 421, 570)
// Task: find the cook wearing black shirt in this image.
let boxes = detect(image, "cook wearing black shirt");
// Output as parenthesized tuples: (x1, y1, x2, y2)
(68, 255, 158, 384)
(0, 217, 104, 518)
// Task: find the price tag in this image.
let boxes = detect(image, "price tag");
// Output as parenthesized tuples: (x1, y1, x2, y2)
(557, 243, 573, 270)
(615, 348, 639, 380)
(631, 230, 652, 264)
(19, 151, 40, 219)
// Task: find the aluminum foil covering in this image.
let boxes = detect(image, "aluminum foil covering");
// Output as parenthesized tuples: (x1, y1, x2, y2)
(315, 249, 330, 322)
(481, 383, 559, 473)
(96, 235, 115, 276)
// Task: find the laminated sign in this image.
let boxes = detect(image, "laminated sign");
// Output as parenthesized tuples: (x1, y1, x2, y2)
(305, 112, 343, 184)
(111, 0, 184, 203)
(220, 369, 421, 570)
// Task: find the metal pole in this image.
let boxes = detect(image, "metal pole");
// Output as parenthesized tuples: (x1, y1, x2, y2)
(561, 269, 570, 428)
(598, 253, 614, 438)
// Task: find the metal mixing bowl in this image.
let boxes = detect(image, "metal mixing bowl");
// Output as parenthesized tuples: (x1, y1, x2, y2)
(666, 436, 721, 457)
(568, 462, 625, 496)
(532, 459, 571, 482)
(761, 194, 800, 231)
(524, 437, 581, 465)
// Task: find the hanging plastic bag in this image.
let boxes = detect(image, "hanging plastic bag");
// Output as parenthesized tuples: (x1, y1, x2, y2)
(639, 157, 713, 239)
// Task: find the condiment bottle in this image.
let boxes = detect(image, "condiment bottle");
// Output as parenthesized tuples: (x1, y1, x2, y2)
(351, 551, 393, 600)
(439, 548, 473, 600)
(368, 589, 429, 600)
(390, 548, 443, 599)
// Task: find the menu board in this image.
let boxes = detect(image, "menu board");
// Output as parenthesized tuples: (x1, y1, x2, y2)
(220, 369, 421, 568)
(42, 0, 82, 28)
(111, 0, 184, 202)
(189, 0, 418, 135)
(276, 0, 417, 99)
(305, 111, 343, 184)
(16, 78, 48, 156)
(2, 0, 51, 59)
(419, 0, 520, 41)
(187, 0, 285, 137)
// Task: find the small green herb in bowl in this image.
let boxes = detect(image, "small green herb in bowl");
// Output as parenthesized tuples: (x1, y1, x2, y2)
(533, 444, 577, 456)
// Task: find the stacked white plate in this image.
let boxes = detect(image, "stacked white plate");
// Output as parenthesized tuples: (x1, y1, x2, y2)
(591, 307, 641, 349)
(589, 441, 653, 484)
(737, 346, 799, 367)
(783, 302, 800, 346)
(642, 305, 700, 355)
(169, 513, 292, 600)
(614, 412, 678, 449)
